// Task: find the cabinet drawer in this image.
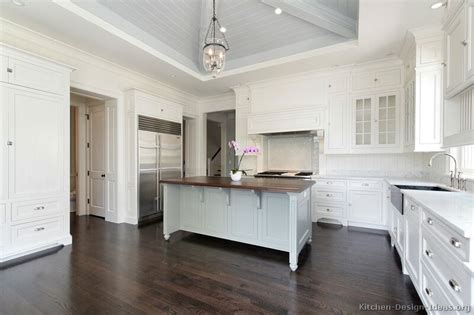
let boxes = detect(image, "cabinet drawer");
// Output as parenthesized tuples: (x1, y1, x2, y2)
(422, 209, 470, 262)
(6, 57, 66, 95)
(348, 180, 382, 190)
(11, 216, 64, 246)
(422, 228, 470, 306)
(421, 261, 456, 315)
(315, 204, 345, 217)
(315, 190, 346, 202)
(11, 198, 62, 222)
(313, 179, 346, 188)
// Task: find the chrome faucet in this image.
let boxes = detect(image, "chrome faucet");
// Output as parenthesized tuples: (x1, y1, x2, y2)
(428, 153, 465, 189)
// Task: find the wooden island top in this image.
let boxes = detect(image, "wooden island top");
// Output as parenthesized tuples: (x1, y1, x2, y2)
(160, 176, 315, 193)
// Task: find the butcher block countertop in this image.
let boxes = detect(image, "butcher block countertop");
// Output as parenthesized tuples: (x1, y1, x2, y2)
(161, 176, 315, 193)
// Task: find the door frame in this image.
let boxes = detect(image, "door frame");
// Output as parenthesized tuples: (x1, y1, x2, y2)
(70, 85, 119, 223)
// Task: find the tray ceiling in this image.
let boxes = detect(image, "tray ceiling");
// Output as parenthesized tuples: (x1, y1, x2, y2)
(72, 0, 359, 75)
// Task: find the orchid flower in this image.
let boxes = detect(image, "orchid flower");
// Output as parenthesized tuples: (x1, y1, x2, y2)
(227, 140, 260, 174)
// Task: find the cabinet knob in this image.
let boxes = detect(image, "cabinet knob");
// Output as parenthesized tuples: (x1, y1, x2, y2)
(362, 183, 369, 187)
(450, 237, 461, 248)
(427, 218, 434, 225)
(34, 206, 45, 211)
(425, 288, 433, 297)
(326, 208, 332, 212)
(6, 141, 13, 146)
(6, 68, 12, 73)
(425, 249, 433, 258)
(34, 227, 45, 232)
(374, 78, 378, 82)
(101, 174, 106, 178)
(449, 279, 461, 292)
(462, 40, 468, 46)
(328, 84, 332, 88)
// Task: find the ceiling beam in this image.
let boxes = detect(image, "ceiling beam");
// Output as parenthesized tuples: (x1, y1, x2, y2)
(260, 0, 357, 39)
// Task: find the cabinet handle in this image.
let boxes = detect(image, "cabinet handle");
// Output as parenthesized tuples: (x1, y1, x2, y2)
(462, 40, 468, 46)
(34, 206, 45, 211)
(101, 174, 106, 178)
(6, 141, 13, 146)
(450, 237, 461, 248)
(34, 227, 45, 232)
(6, 68, 12, 73)
(427, 218, 434, 225)
(449, 279, 461, 292)
(326, 193, 333, 197)
(425, 288, 433, 297)
(425, 249, 433, 258)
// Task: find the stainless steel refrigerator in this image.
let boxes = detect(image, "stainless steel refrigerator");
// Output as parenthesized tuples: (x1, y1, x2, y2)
(138, 116, 182, 225)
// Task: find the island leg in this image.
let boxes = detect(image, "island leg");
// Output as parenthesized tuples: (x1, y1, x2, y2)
(163, 184, 181, 241)
(289, 253, 298, 271)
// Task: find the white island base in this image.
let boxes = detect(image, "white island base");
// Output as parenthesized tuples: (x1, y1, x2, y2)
(162, 183, 312, 271)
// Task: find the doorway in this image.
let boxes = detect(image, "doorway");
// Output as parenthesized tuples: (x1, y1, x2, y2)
(70, 89, 118, 222)
(206, 110, 235, 177)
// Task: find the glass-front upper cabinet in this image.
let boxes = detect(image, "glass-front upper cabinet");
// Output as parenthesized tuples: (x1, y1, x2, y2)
(355, 97, 372, 146)
(353, 92, 399, 149)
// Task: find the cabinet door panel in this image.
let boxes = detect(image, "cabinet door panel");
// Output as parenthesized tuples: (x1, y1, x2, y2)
(0, 87, 7, 200)
(348, 190, 383, 224)
(326, 94, 348, 152)
(405, 202, 420, 288)
(375, 69, 401, 88)
(229, 190, 258, 241)
(467, 3, 474, 78)
(446, 11, 466, 92)
(203, 188, 228, 235)
(377, 93, 398, 146)
(7, 88, 65, 199)
(262, 194, 289, 246)
(180, 186, 203, 231)
(353, 96, 373, 146)
(7, 57, 65, 95)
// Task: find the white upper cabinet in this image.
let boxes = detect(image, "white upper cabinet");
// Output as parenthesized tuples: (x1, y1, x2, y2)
(444, 1, 474, 98)
(5, 87, 65, 200)
(446, 8, 466, 94)
(352, 68, 401, 91)
(401, 27, 444, 151)
(327, 75, 348, 94)
(325, 94, 348, 153)
(0, 49, 67, 95)
(352, 92, 400, 151)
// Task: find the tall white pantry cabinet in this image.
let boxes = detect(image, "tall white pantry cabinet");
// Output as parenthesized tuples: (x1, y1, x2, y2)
(0, 44, 74, 263)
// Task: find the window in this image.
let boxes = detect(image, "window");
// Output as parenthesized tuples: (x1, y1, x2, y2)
(450, 145, 474, 178)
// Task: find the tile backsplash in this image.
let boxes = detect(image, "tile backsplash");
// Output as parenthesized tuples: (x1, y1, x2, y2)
(266, 135, 316, 171)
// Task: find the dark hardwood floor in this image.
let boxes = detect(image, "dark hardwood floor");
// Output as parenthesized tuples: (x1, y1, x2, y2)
(0, 215, 424, 314)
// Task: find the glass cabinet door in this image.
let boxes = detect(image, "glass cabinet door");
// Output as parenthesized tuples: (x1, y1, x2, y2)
(355, 97, 372, 145)
(377, 94, 397, 145)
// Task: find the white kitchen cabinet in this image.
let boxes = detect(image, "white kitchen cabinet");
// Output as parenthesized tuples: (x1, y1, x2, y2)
(325, 94, 349, 154)
(229, 190, 258, 242)
(180, 186, 203, 231)
(261, 193, 290, 248)
(446, 7, 467, 95)
(313, 177, 385, 229)
(348, 190, 383, 225)
(0, 44, 73, 263)
(327, 75, 348, 94)
(5, 87, 65, 200)
(401, 28, 444, 152)
(352, 68, 401, 91)
(352, 92, 400, 151)
(203, 188, 228, 236)
(404, 198, 421, 290)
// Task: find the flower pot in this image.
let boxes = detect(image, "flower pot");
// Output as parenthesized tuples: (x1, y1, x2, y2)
(230, 171, 242, 182)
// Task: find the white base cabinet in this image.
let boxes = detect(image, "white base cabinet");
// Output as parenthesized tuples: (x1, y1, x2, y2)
(312, 177, 386, 230)
(0, 44, 73, 263)
(389, 194, 474, 313)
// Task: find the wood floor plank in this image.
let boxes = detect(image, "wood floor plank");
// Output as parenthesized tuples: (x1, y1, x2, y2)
(0, 215, 424, 314)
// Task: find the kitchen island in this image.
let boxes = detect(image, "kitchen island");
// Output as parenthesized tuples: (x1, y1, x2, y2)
(161, 176, 315, 271)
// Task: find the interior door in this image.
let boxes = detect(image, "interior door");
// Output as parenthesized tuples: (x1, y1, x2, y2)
(87, 105, 106, 217)
(7, 87, 64, 200)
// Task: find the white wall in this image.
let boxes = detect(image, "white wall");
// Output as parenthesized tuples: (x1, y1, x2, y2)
(1, 20, 200, 224)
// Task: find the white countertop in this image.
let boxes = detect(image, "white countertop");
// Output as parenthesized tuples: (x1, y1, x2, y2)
(402, 190, 474, 238)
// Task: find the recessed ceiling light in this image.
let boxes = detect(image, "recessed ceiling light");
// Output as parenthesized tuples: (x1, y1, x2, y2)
(430, 1, 446, 9)
(274, 7, 282, 15)
(219, 26, 226, 33)
(11, 0, 25, 6)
